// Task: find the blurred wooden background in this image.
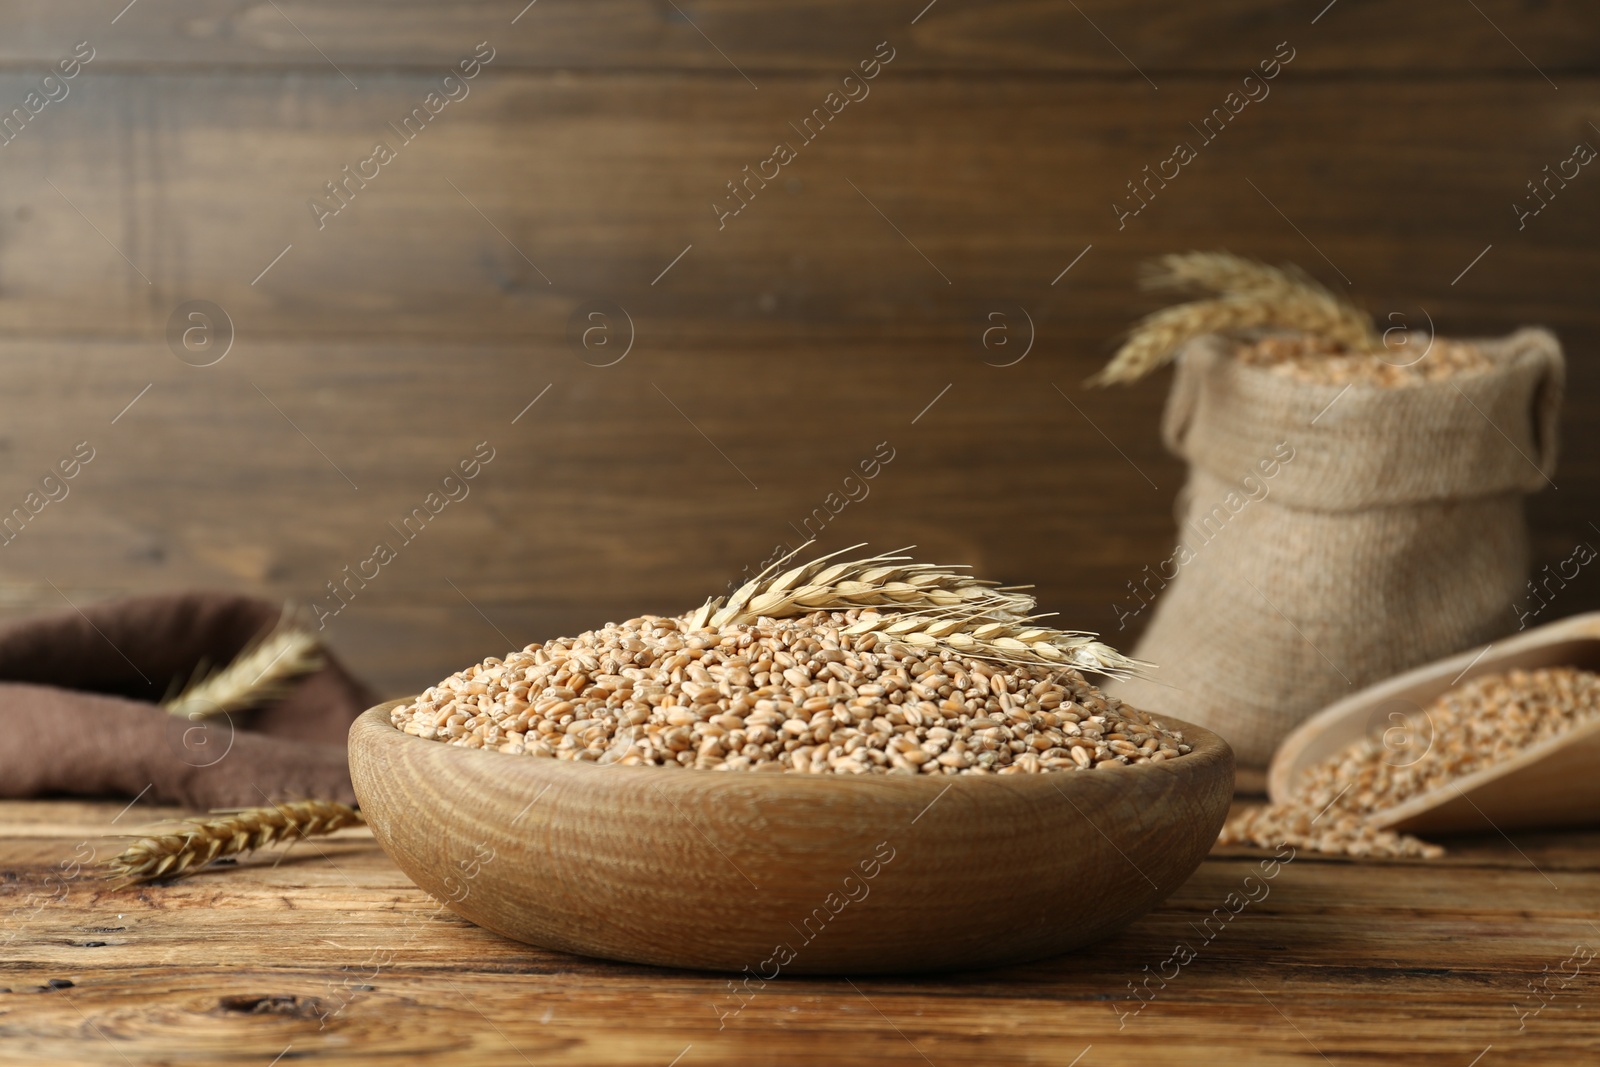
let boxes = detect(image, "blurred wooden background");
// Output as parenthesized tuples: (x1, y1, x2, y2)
(0, 0, 1595, 696)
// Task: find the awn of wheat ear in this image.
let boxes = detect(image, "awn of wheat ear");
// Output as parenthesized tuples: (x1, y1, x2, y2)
(105, 800, 364, 886)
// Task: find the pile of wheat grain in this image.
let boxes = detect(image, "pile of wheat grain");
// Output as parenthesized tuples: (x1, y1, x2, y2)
(1221, 666, 1600, 858)
(1233, 332, 1493, 387)
(391, 608, 1191, 775)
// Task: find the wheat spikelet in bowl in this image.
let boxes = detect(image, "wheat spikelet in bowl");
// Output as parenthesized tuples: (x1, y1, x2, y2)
(684, 543, 1036, 629)
(841, 608, 1141, 678)
(683, 543, 1138, 677)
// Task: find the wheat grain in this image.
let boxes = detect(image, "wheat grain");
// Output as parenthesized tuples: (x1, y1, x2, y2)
(1221, 667, 1600, 859)
(105, 800, 364, 886)
(163, 612, 324, 720)
(1234, 332, 1493, 387)
(396, 547, 1169, 774)
(393, 607, 1183, 775)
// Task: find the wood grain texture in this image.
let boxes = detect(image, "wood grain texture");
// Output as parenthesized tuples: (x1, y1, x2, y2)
(1270, 611, 1600, 834)
(2, 1, 1598, 73)
(3, 799, 1599, 1064)
(0, 336, 1200, 696)
(0, 2, 1595, 704)
(349, 702, 1234, 973)
(0, 73, 1596, 341)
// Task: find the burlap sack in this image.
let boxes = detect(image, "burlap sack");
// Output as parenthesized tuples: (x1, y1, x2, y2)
(1107, 327, 1564, 769)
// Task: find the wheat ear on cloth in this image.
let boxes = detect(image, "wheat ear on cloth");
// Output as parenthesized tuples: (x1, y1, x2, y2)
(0, 593, 376, 808)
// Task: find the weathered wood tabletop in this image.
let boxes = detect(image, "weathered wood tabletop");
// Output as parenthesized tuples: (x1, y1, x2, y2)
(2, 800, 1595, 1065)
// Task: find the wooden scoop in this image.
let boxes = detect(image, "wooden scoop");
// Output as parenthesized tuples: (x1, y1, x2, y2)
(1268, 612, 1600, 835)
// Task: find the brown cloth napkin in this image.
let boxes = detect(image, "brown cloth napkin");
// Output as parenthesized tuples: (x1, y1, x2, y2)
(0, 593, 377, 809)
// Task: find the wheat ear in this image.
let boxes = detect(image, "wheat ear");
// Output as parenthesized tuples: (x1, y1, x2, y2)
(684, 545, 1141, 678)
(163, 611, 324, 720)
(1141, 251, 1330, 299)
(1091, 252, 1380, 386)
(684, 543, 1036, 630)
(842, 609, 1146, 678)
(104, 800, 364, 886)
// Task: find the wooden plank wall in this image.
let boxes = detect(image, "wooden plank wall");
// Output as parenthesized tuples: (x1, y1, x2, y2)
(0, 1, 1595, 696)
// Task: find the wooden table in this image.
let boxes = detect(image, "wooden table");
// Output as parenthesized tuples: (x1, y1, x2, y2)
(2, 800, 1596, 1065)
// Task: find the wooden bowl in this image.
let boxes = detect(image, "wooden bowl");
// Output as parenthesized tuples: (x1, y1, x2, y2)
(1268, 612, 1600, 835)
(349, 701, 1233, 974)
